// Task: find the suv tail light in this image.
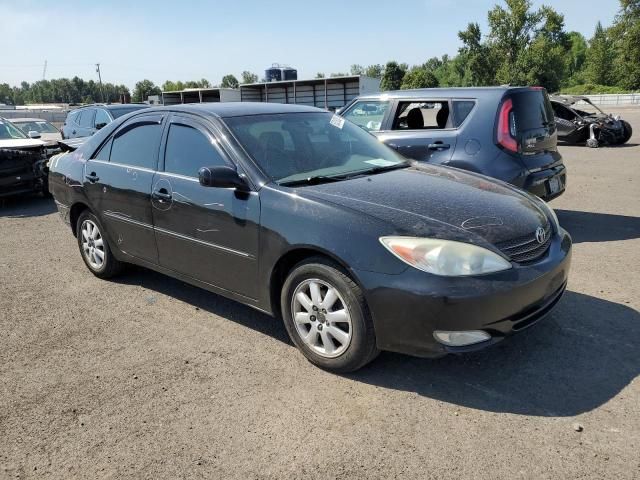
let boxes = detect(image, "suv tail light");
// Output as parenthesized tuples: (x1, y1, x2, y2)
(497, 98, 518, 153)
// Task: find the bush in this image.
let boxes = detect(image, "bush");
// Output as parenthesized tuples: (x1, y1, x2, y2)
(560, 84, 636, 95)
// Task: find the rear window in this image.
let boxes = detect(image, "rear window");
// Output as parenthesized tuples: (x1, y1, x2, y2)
(109, 106, 148, 119)
(509, 90, 555, 132)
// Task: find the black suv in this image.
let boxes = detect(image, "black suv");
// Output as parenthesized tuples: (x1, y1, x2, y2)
(339, 87, 566, 201)
(62, 104, 148, 139)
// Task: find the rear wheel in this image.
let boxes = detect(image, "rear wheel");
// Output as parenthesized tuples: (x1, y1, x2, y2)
(281, 258, 379, 372)
(620, 120, 633, 144)
(76, 210, 123, 278)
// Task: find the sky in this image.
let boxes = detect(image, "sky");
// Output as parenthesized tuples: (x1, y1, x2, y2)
(0, 0, 620, 89)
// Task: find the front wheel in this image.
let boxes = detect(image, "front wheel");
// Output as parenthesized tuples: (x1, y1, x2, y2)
(281, 258, 379, 372)
(76, 210, 123, 279)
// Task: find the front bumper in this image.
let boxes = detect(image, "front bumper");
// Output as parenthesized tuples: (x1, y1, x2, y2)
(354, 229, 572, 358)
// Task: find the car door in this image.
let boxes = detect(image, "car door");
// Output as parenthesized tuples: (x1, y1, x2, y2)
(83, 112, 165, 264)
(77, 108, 96, 138)
(151, 114, 260, 300)
(376, 99, 457, 165)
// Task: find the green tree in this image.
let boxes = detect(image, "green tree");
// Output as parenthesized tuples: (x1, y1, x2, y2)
(132, 79, 161, 102)
(364, 64, 383, 79)
(565, 32, 588, 84)
(458, 22, 496, 85)
(350, 64, 364, 75)
(380, 61, 406, 90)
(610, 0, 640, 89)
(584, 22, 614, 85)
(401, 67, 439, 89)
(315, 72, 326, 78)
(330, 72, 348, 77)
(241, 71, 259, 84)
(220, 75, 239, 88)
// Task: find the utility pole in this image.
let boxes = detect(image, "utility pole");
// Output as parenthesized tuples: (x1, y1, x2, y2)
(42, 60, 47, 80)
(96, 63, 105, 103)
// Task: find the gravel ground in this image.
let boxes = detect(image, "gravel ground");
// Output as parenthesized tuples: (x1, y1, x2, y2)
(1, 110, 639, 480)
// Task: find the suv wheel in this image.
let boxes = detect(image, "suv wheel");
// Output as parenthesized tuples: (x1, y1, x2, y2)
(76, 210, 123, 278)
(281, 258, 379, 372)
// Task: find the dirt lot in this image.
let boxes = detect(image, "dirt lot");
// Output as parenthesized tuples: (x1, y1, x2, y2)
(1, 110, 639, 480)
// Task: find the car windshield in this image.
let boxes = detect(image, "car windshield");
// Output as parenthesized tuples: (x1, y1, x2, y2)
(14, 120, 59, 134)
(224, 112, 408, 184)
(0, 118, 28, 140)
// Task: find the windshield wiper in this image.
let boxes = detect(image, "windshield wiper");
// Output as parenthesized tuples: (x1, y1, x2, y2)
(278, 175, 345, 187)
(341, 162, 411, 179)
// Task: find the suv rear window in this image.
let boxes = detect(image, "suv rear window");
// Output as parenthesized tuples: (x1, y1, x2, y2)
(509, 90, 555, 132)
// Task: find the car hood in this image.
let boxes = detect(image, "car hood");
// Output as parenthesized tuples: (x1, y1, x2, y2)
(0, 138, 45, 149)
(299, 164, 548, 246)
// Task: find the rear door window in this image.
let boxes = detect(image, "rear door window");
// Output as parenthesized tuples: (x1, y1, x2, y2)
(342, 100, 390, 132)
(79, 109, 95, 128)
(94, 109, 111, 129)
(109, 117, 163, 170)
(392, 101, 451, 130)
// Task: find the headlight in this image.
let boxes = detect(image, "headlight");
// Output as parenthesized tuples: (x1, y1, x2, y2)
(380, 236, 511, 276)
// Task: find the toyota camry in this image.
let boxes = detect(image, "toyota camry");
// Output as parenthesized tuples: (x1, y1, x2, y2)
(49, 103, 571, 372)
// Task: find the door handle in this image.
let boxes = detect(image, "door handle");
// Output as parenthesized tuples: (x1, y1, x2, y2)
(85, 172, 99, 183)
(428, 143, 450, 150)
(72, 130, 76, 135)
(152, 190, 172, 201)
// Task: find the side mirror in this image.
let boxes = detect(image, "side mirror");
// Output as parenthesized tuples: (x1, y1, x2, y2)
(95, 122, 107, 130)
(198, 165, 248, 190)
(28, 130, 41, 139)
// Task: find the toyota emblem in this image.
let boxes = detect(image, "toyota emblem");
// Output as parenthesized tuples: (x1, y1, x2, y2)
(535, 227, 546, 244)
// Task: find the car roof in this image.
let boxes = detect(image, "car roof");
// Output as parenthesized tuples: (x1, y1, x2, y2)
(140, 102, 323, 118)
(7, 117, 53, 123)
(73, 104, 149, 111)
(356, 86, 532, 100)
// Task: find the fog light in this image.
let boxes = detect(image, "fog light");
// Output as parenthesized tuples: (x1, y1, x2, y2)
(433, 330, 491, 347)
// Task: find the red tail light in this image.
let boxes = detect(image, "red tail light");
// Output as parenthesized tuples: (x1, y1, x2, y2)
(497, 98, 518, 153)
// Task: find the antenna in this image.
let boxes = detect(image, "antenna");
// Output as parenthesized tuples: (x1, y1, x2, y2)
(42, 60, 47, 80)
(96, 63, 105, 103)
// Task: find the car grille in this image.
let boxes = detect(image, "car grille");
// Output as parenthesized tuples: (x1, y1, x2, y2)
(495, 222, 552, 264)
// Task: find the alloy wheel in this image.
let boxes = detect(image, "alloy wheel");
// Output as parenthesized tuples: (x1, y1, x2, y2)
(291, 278, 352, 358)
(81, 219, 105, 270)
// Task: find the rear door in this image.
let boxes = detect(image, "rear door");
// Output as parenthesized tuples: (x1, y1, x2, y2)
(77, 108, 96, 138)
(84, 112, 165, 263)
(151, 114, 260, 300)
(508, 89, 561, 170)
(375, 99, 457, 165)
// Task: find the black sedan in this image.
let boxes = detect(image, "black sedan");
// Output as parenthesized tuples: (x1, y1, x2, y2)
(48, 103, 572, 372)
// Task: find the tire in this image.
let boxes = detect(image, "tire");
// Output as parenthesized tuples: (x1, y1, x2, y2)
(76, 210, 124, 279)
(281, 257, 379, 373)
(620, 120, 632, 144)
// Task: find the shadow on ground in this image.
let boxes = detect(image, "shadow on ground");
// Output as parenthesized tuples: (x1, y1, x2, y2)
(0, 195, 56, 218)
(556, 209, 640, 243)
(113, 267, 290, 345)
(559, 142, 639, 149)
(114, 264, 639, 417)
(349, 291, 639, 417)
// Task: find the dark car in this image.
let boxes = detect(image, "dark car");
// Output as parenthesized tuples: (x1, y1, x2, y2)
(61, 104, 149, 139)
(550, 95, 633, 148)
(49, 103, 571, 372)
(0, 116, 49, 197)
(339, 87, 566, 201)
